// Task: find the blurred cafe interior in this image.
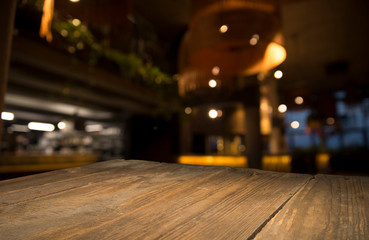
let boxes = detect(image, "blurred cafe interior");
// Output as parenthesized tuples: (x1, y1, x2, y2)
(1, 0, 369, 179)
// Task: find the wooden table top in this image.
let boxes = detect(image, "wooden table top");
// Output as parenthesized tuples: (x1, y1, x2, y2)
(0, 160, 368, 239)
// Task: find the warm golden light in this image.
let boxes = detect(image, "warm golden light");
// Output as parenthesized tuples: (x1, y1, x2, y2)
(184, 107, 192, 115)
(69, 0, 80, 2)
(274, 70, 283, 79)
(291, 121, 300, 129)
(212, 66, 220, 75)
(178, 155, 247, 168)
(326, 117, 335, 125)
(208, 79, 217, 88)
(278, 104, 287, 113)
(219, 25, 228, 33)
(72, 18, 81, 26)
(249, 34, 259, 46)
(39, 0, 54, 42)
(295, 96, 304, 105)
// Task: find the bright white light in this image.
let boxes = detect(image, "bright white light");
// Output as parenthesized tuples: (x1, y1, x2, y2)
(209, 79, 217, 88)
(291, 121, 300, 129)
(295, 96, 304, 105)
(209, 109, 218, 119)
(212, 66, 220, 75)
(70, 0, 80, 2)
(85, 124, 103, 132)
(184, 107, 192, 115)
(72, 18, 81, 26)
(28, 122, 55, 132)
(219, 25, 228, 33)
(2, 112, 14, 121)
(58, 121, 66, 130)
(274, 70, 283, 79)
(278, 104, 287, 113)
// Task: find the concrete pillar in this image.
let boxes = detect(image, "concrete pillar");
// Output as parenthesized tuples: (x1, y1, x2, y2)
(0, 1, 17, 146)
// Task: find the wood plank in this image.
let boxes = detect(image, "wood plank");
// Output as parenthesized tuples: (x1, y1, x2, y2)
(255, 174, 369, 240)
(0, 160, 311, 240)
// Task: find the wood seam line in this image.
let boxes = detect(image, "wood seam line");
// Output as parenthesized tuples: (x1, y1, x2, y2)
(247, 175, 315, 240)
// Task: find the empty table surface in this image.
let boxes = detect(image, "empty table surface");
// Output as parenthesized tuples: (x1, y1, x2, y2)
(0, 159, 368, 239)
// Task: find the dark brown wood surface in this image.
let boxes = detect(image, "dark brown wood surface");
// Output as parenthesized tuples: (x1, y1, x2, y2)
(255, 174, 369, 240)
(0, 160, 367, 239)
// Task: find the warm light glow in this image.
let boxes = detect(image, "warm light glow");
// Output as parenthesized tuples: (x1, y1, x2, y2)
(1, 112, 14, 121)
(219, 25, 228, 33)
(85, 124, 103, 132)
(60, 29, 68, 37)
(178, 155, 247, 168)
(262, 155, 292, 172)
(57, 121, 66, 130)
(184, 107, 192, 115)
(208, 79, 217, 88)
(291, 121, 300, 129)
(72, 18, 81, 26)
(69, 0, 80, 2)
(209, 109, 218, 119)
(212, 66, 220, 75)
(295, 96, 304, 105)
(326, 117, 335, 125)
(278, 104, 287, 113)
(28, 122, 55, 132)
(249, 34, 259, 46)
(39, 0, 54, 42)
(274, 70, 283, 79)
(217, 110, 223, 117)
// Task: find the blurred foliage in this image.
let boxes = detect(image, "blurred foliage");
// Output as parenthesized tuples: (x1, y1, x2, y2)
(16, 0, 177, 101)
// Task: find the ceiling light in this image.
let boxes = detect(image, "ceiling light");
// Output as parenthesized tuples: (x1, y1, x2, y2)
(291, 121, 300, 129)
(1, 112, 14, 121)
(209, 109, 218, 119)
(184, 107, 192, 115)
(212, 66, 220, 75)
(58, 121, 66, 130)
(219, 25, 228, 33)
(295, 96, 304, 105)
(209, 79, 217, 88)
(278, 104, 287, 113)
(69, 0, 80, 2)
(274, 70, 283, 79)
(28, 122, 55, 132)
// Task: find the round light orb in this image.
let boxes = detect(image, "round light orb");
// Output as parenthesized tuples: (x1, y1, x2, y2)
(208, 79, 217, 88)
(291, 121, 300, 129)
(295, 96, 304, 105)
(209, 109, 218, 119)
(184, 107, 192, 115)
(278, 104, 287, 113)
(219, 25, 228, 33)
(212, 66, 220, 75)
(58, 121, 66, 130)
(274, 70, 283, 79)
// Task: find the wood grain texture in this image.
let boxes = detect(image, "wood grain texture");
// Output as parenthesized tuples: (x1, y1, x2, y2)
(0, 159, 310, 240)
(255, 174, 369, 240)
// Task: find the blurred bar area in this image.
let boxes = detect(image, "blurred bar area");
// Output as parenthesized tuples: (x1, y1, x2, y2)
(1, 0, 369, 179)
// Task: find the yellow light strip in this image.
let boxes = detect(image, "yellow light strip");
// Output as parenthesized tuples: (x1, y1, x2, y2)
(178, 155, 247, 168)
